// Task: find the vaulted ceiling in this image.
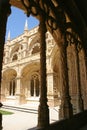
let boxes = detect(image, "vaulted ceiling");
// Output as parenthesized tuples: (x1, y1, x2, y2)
(57, 0, 87, 48)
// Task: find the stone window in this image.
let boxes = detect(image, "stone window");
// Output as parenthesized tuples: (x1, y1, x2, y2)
(30, 74, 39, 97)
(12, 53, 18, 61)
(9, 79, 16, 96)
(32, 45, 40, 54)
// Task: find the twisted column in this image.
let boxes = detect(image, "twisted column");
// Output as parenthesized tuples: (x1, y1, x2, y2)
(79, 49, 87, 109)
(75, 44, 84, 112)
(59, 35, 73, 119)
(38, 15, 49, 128)
(0, 1, 11, 129)
(0, 0, 11, 100)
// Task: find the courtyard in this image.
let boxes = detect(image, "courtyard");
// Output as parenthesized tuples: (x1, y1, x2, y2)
(1, 105, 59, 130)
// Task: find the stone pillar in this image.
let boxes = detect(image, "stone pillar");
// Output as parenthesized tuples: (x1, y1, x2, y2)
(79, 49, 87, 109)
(79, 48, 86, 109)
(23, 45, 27, 57)
(5, 45, 9, 63)
(0, 0, 11, 93)
(27, 80, 31, 97)
(34, 78, 38, 97)
(47, 72, 54, 95)
(18, 46, 22, 60)
(7, 81, 10, 96)
(59, 35, 73, 119)
(47, 72, 54, 106)
(0, 1, 11, 129)
(16, 76, 26, 104)
(67, 44, 76, 114)
(22, 24, 28, 57)
(22, 35, 28, 57)
(38, 15, 49, 128)
(53, 72, 61, 106)
(1, 79, 6, 102)
(74, 44, 84, 112)
(16, 76, 22, 104)
(10, 80, 13, 96)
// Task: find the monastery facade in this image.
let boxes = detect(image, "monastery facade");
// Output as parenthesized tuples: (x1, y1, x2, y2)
(1, 21, 60, 107)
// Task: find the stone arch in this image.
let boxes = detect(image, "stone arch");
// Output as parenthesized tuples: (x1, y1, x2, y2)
(21, 62, 40, 77)
(2, 69, 17, 80)
(10, 43, 24, 61)
(1, 69, 17, 103)
(20, 62, 40, 103)
(28, 34, 40, 55)
(31, 44, 40, 54)
(12, 53, 18, 61)
(10, 44, 19, 61)
(50, 44, 61, 106)
(10, 44, 20, 56)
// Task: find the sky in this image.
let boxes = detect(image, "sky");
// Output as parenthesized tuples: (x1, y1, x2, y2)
(6, 6, 39, 40)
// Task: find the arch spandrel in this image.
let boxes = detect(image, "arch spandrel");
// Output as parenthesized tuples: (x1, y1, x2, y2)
(29, 34, 40, 47)
(21, 62, 40, 78)
(2, 69, 17, 80)
(10, 44, 20, 56)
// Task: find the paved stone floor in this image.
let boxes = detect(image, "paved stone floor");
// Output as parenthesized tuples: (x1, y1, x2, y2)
(1, 105, 59, 130)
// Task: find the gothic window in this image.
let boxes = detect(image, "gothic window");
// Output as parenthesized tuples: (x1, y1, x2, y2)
(21, 45, 23, 50)
(32, 45, 40, 54)
(12, 53, 18, 61)
(15, 47, 19, 52)
(9, 79, 15, 96)
(35, 78, 39, 96)
(30, 74, 39, 97)
(30, 79, 34, 96)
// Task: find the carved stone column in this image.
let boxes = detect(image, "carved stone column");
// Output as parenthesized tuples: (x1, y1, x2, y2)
(22, 34, 28, 57)
(0, 1, 11, 129)
(0, 0, 11, 89)
(16, 76, 21, 104)
(5, 45, 9, 63)
(79, 49, 87, 109)
(16, 76, 25, 104)
(47, 72, 54, 106)
(74, 44, 84, 112)
(38, 15, 49, 128)
(16, 77, 21, 95)
(59, 35, 73, 119)
(27, 80, 31, 97)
